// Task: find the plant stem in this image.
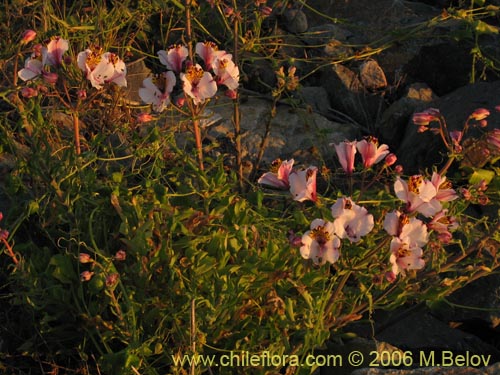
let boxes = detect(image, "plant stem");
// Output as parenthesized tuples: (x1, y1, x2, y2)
(73, 111, 81, 155)
(232, 15, 243, 191)
(192, 117, 204, 171)
(1, 238, 18, 265)
(190, 298, 196, 375)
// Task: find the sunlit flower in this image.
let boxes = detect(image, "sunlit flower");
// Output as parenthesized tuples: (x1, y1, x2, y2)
(333, 140, 357, 175)
(300, 218, 341, 265)
(470, 108, 490, 121)
(389, 237, 425, 277)
(77, 46, 114, 89)
(158, 45, 189, 74)
(212, 56, 239, 90)
(356, 136, 390, 168)
(394, 175, 441, 217)
(181, 64, 217, 105)
(289, 166, 317, 202)
(431, 172, 458, 202)
(104, 52, 127, 87)
(383, 210, 428, 248)
(331, 197, 374, 242)
(45, 36, 69, 66)
(412, 108, 440, 126)
(385, 153, 397, 166)
(257, 158, 294, 189)
(21, 29, 37, 44)
(195, 41, 225, 69)
(80, 271, 94, 282)
(139, 71, 176, 112)
(18, 50, 45, 81)
(428, 209, 458, 244)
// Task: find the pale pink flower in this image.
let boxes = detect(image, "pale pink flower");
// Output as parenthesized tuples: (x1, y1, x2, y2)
(104, 52, 127, 87)
(257, 158, 294, 189)
(21, 29, 37, 44)
(212, 56, 239, 90)
(181, 64, 217, 105)
(77, 46, 115, 89)
(195, 41, 225, 69)
(333, 140, 357, 175)
(158, 45, 189, 74)
(389, 237, 425, 277)
(289, 166, 317, 202)
(139, 71, 176, 112)
(18, 52, 44, 81)
(383, 210, 428, 248)
(331, 197, 374, 242)
(45, 36, 69, 66)
(431, 172, 458, 202)
(356, 137, 390, 168)
(80, 271, 94, 282)
(300, 218, 341, 265)
(394, 175, 441, 217)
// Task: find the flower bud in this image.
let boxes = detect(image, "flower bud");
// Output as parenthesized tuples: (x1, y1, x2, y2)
(115, 250, 126, 261)
(106, 273, 119, 287)
(394, 165, 403, 174)
(260, 5, 273, 17)
(42, 71, 58, 85)
(136, 113, 153, 123)
(225, 89, 237, 100)
(470, 108, 490, 121)
(21, 29, 37, 44)
(79, 253, 93, 263)
(80, 271, 94, 282)
(77, 89, 87, 100)
(21, 87, 38, 98)
(384, 153, 397, 166)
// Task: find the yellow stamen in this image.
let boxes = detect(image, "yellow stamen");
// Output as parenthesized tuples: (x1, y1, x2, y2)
(86, 45, 103, 70)
(408, 175, 424, 194)
(185, 65, 204, 84)
(309, 226, 330, 245)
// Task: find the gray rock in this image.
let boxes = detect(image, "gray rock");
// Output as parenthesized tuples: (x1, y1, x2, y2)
(283, 8, 308, 34)
(303, 24, 354, 46)
(299, 86, 331, 114)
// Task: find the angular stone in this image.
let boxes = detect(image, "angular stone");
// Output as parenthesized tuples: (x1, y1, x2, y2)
(359, 59, 387, 91)
(283, 8, 308, 34)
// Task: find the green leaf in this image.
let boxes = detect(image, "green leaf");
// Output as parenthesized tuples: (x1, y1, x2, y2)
(469, 168, 495, 185)
(49, 254, 77, 284)
(474, 20, 499, 34)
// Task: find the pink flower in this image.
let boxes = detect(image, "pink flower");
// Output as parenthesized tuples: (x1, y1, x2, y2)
(80, 271, 94, 282)
(77, 89, 87, 100)
(470, 108, 490, 121)
(389, 237, 425, 277)
(45, 36, 69, 66)
(356, 136, 390, 168)
(106, 273, 119, 287)
(158, 45, 189, 74)
(212, 56, 239, 90)
(331, 197, 374, 243)
(412, 108, 440, 126)
(181, 64, 217, 105)
(257, 158, 294, 189)
(136, 112, 153, 123)
(260, 5, 273, 17)
(428, 210, 458, 244)
(394, 165, 403, 174)
(394, 175, 441, 217)
(195, 41, 225, 69)
(333, 140, 357, 175)
(18, 52, 44, 81)
(289, 166, 317, 202)
(115, 250, 127, 261)
(431, 172, 458, 202)
(383, 210, 428, 248)
(300, 218, 341, 265)
(139, 71, 176, 112)
(21, 29, 37, 44)
(42, 71, 58, 84)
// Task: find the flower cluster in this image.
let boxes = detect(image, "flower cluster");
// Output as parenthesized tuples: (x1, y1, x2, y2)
(18, 36, 69, 84)
(257, 159, 317, 202)
(139, 41, 239, 112)
(300, 197, 374, 265)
